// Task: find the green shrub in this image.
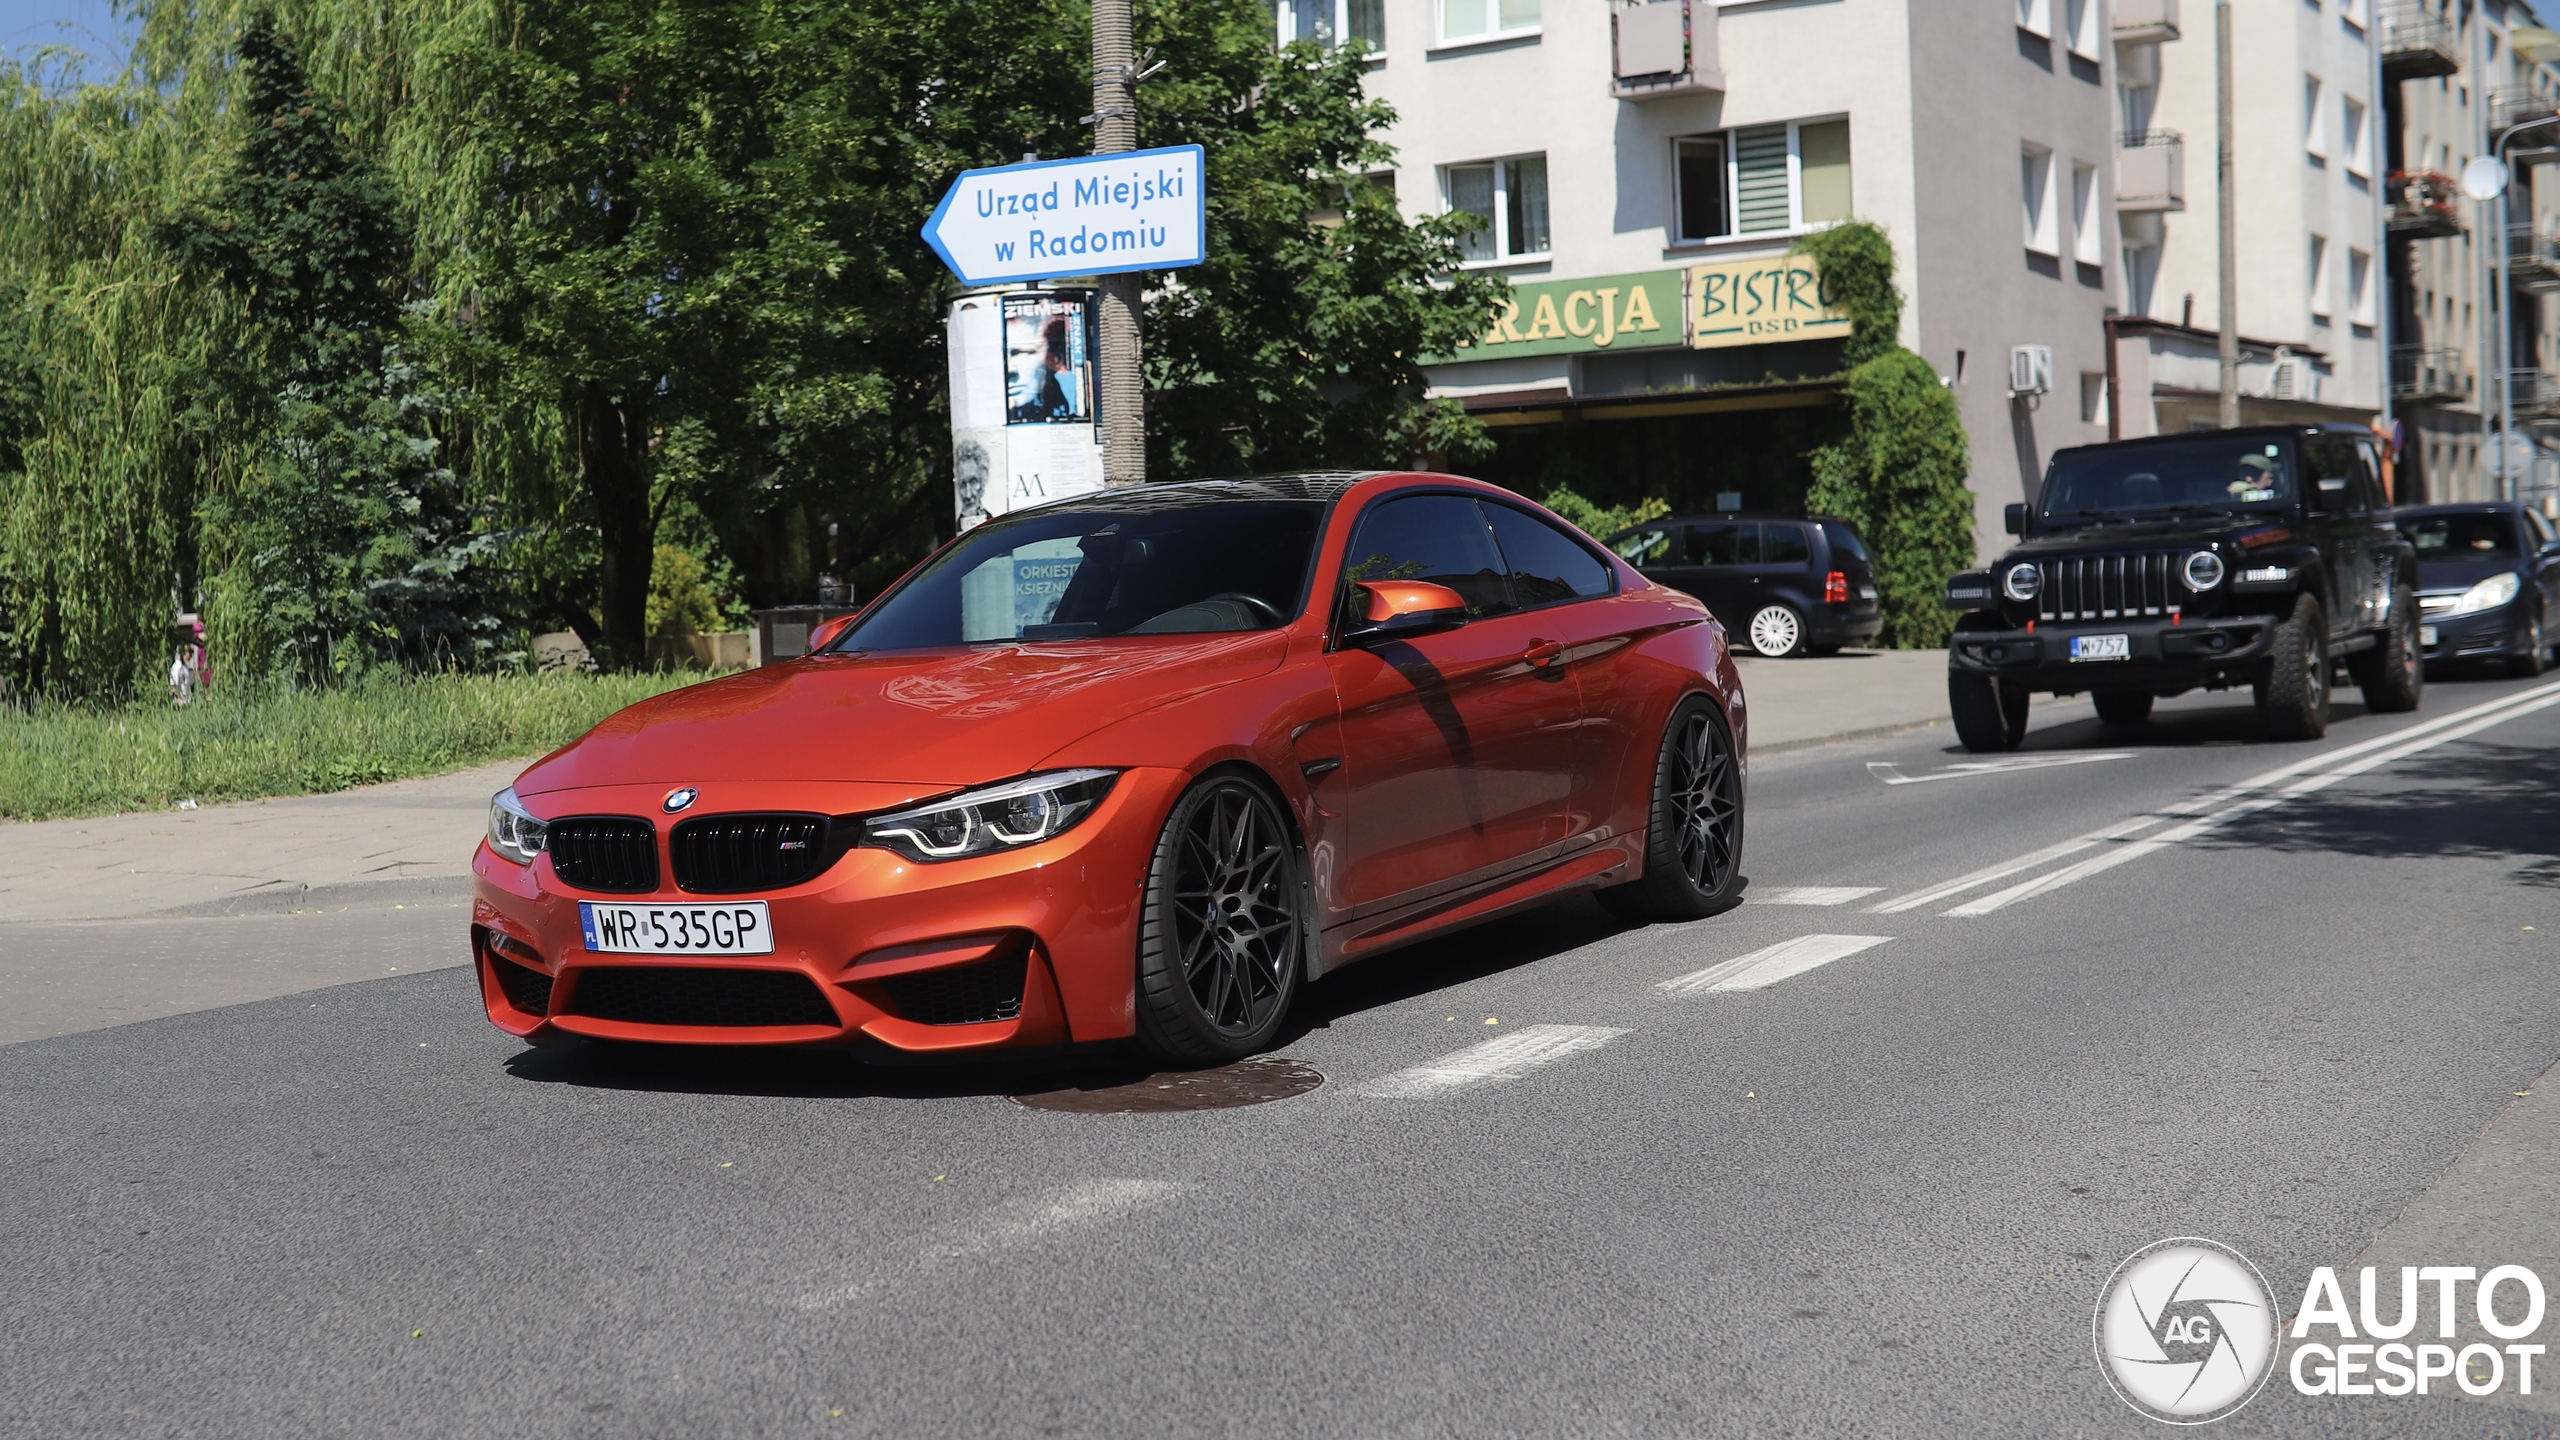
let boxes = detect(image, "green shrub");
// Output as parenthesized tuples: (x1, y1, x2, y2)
(1540, 487, 1668, 542)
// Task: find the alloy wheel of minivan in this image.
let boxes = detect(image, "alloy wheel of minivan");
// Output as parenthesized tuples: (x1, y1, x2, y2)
(1747, 604, 1805, 658)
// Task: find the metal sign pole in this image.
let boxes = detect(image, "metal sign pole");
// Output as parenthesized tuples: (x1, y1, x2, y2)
(1092, 0, 1145, 486)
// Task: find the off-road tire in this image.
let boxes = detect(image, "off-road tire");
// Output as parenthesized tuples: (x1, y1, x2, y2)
(1949, 670, 2030, 752)
(1133, 774, 1304, 1065)
(2353, 585, 2426, 711)
(2254, 592, 2331, 741)
(2510, 604, 2549, 679)
(1596, 696, 1744, 922)
(2091, 689, 2154, 725)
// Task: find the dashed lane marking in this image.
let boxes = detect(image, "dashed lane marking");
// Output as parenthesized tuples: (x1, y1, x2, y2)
(1659, 934, 1894, 995)
(1360, 1024, 1630, 1099)
(1865, 752, 2137, 785)
(1753, 886, 1885, 906)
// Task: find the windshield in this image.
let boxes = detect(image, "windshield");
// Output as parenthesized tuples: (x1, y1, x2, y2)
(832, 498, 1325, 652)
(2039, 436, 2298, 520)
(2399, 512, 2519, 563)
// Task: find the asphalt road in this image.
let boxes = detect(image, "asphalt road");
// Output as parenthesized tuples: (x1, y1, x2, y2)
(5, 669, 2560, 1438)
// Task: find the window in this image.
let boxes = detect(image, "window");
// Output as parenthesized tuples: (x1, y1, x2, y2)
(1675, 118, 1851, 241)
(1277, 0, 1386, 50)
(2304, 75, 2327, 159)
(2341, 0, 2366, 27)
(1761, 523, 1812, 566)
(2125, 243, 2161, 317)
(1482, 504, 1613, 605)
(1439, 0, 1538, 45)
(1445, 156, 1549, 261)
(1341, 495, 1514, 617)
(2080, 372, 2109, 425)
(2071, 160, 2101, 265)
(2017, 0, 2051, 38)
(2064, 0, 2100, 58)
(2309, 234, 2333, 319)
(2342, 95, 2371, 177)
(2348, 247, 2376, 326)
(2022, 144, 2059, 255)
(1687, 522, 1763, 566)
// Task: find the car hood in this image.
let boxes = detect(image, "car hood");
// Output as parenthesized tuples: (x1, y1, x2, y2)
(2009, 516, 2291, 555)
(2415, 558, 2523, 593)
(513, 632, 1290, 797)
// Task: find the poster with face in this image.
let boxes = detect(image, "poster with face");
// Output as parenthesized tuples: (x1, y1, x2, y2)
(1002, 293, 1094, 425)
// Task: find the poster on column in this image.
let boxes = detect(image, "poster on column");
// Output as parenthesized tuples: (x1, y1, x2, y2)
(945, 290, 1105, 529)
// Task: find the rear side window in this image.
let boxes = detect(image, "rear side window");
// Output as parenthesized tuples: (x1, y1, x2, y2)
(1484, 503, 1613, 605)
(1818, 520, 1870, 562)
(1611, 525, 1675, 565)
(1342, 494, 1516, 617)
(1687, 522, 1761, 566)
(1762, 523, 1812, 565)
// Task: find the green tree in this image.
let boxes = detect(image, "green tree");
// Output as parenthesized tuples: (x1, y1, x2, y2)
(1797, 220, 1974, 649)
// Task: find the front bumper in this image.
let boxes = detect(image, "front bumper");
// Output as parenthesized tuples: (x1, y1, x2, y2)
(1948, 615, 2274, 692)
(470, 768, 1187, 1053)
(2417, 603, 2527, 662)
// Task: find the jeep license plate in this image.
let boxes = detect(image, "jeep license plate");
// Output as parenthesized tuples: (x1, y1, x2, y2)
(2070, 634, 2131, 662)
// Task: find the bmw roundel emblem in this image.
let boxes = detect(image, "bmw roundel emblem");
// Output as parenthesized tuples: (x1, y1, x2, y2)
(663, 786, 699, 814)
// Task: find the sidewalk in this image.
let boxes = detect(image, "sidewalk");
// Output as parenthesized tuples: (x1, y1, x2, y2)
(1734, 647, 1951, 752)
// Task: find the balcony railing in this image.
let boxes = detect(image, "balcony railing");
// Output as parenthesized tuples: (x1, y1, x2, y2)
(2387, 171, 2465, 238)
(2116, 131, 2186, 213)
(2507, 369, 2560, 417)
(1611, 0, 1724, 100)
(2112, 0, 2179, 44)
(2392, 346, 2468, 402)
(2509, 222, 2560, 289)
(2380, 5, 2462, 80)
(2493, 89, 2560, 132)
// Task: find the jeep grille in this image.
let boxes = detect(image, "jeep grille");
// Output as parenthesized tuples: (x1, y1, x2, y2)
(2035, 552, 2182, 622)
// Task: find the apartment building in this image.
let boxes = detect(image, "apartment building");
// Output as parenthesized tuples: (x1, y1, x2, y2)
(1302, 0, 2119, 557)
(2108, 0, 2388, 441)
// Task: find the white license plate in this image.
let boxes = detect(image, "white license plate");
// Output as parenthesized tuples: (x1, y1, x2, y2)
(2070, 633, 2132, 662)
(2421, 625, 2439, 647)
(578, 901, 773, 955)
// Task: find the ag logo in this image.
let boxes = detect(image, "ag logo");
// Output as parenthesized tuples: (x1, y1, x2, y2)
(2095, 1237, 2277, 1424)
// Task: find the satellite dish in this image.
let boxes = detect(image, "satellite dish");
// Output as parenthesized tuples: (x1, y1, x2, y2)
(2463, 155, 2510, 201)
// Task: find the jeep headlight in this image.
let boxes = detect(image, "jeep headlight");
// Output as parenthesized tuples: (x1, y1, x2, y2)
(2002, 562, 2042, 602)
(2451, 571, 2522, 615)
(862, 769, 1118, 863)
(487, 786, 548, 866)
(2183, 550, 2227, 592)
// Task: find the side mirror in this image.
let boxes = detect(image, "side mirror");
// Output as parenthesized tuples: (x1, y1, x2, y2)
(1341, 580, 1469, 645)
(807, 613, 861, 653)
(2003, 503, 2026, 536)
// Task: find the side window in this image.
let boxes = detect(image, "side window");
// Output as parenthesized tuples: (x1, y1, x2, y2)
(1687, 522, 1761, 566)
(1341, 494, 1516, 618)
(1484, 503, 1613, 606)
(2302, 436, 2360, 514)
(1610, 525, 1675, 566)
(1762, 523, 1812, 565)
(2354, 442, 2385, 514)
(1819, 520, 1870, 562)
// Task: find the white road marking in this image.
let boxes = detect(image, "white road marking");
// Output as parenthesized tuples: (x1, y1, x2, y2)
(1659, 934, 1893, 995)
(1945, 682, 2560, 916)
(1865, 816, 2165, 913)
(791, 1178, 1183, 1310)
(1866, 752, 2137, 785)
(1361, 1024, 1629, 1098)
(1753, 886, 1884, 906)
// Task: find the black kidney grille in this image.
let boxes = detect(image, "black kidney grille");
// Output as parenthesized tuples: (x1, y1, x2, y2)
(670, 813, 834, 893)
(489, 955, 554, 1017)
(881, 951, 1029, 1027)
(566, 967, 840, 1028)
(545, 818, 660, 893)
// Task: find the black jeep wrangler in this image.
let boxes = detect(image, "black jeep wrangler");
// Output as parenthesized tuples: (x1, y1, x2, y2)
(1940, 424, 2422, 751)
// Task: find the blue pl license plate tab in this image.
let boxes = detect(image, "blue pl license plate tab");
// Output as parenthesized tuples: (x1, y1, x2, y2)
(2070, 633, 2131, 662)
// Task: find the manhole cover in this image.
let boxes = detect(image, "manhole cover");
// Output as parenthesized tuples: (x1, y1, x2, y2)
(1008, 1056, 1324, 1113)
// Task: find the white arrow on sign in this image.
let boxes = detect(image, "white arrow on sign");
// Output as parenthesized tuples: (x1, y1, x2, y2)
(922, 145, 1206, 288)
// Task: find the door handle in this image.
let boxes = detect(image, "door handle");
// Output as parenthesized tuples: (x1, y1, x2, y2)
(1523, 640, 1565, 667)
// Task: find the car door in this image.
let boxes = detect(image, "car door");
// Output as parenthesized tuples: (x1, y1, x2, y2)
(1477, 500, 1635, 843)
(2300, 435, 2367, 635)
(1754, 520, 1819, 618)
(1326, 493, 1582, 918)
(1685, 520, 1760, 631)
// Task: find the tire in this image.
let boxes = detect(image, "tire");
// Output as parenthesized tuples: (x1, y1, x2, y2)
(2254, 592, 2331, 740)
(1949, 670, 2029, 752)
(1133, 774, 1304, 1066)
(2510, 604, 2548, 679)
(2355, 585, 2426, 711)
(1746, 603, 1807, 658)
(2091, 689, 2154, 725)
(1595, 696, 1744, 922)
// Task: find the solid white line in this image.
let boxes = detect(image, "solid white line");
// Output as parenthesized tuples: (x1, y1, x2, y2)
(1866, 815, 2168, 913)
(1659, 934, 1893, 995)
(1754, 886, 1885, 906)
(1360, 1024, 1629, 1099)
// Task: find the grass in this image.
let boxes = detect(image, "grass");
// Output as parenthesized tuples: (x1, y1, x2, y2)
(0, 670, 708, 822)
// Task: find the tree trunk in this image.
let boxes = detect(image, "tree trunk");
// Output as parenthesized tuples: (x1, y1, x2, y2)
(573, 383, 652, 670)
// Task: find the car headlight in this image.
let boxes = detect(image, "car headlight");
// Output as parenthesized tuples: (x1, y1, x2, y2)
(487, 786, 548, 866)
(862, 769, 1118, 863)
(2183, 550, 2226, 592)
(2002, 562, 2042, 601)
(2452, 571, 2523, 615)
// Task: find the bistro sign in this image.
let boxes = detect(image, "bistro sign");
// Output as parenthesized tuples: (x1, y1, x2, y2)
(1684, 252, 1850, 349)
(1441, 253, 1851, 362)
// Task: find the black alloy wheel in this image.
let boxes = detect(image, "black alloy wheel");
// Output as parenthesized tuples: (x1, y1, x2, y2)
(2255, 592, 2330, 741)
(1598, 696, 1744, 921)
(1134, 775, 1303, 1064)
(2354, 585, 2425, 711)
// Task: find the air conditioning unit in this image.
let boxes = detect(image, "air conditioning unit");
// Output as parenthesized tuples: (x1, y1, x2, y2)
(2010, 344, 2054, 396)
(2270, 350, 2317, 402)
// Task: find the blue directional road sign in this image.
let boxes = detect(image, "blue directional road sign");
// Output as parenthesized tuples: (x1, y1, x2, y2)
(922, 145, 1205, 287)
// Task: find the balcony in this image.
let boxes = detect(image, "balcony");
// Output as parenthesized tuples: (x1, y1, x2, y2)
(2493, 88, 2560, 133)
(2392, 345, 2467, 403)
(2112, 0, 2180, 45)
(2379, 4, 2461, 81)
(1610, 0, 1724, 101)
(2510, 369, 2560, 418)
(2116, 131, 2185, 212)
(2387, 171, 2465, 238)
(2510, 222, 2560, 290)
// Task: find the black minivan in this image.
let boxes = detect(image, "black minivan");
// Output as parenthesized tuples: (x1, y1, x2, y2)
(1603, 513, 1883, 657)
